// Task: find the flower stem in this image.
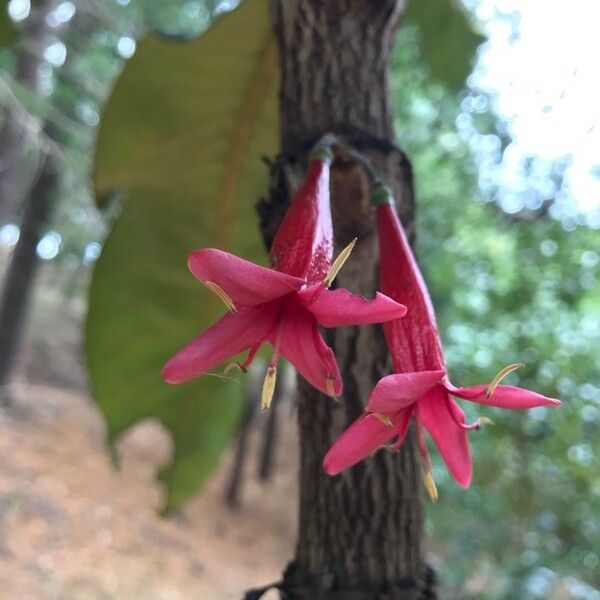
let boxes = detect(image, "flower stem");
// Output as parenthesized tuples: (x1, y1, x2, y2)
(309, 133, 337, 163)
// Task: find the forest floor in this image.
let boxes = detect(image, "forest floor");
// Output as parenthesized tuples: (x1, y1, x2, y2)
(0, 384, 296, 600)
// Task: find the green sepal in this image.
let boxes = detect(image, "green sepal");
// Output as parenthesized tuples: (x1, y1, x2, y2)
(370, 185, 394, 207)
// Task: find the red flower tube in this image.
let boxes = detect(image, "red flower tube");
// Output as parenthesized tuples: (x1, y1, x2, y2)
(324, 186, 560, 495)
(162, 145, 407, 409)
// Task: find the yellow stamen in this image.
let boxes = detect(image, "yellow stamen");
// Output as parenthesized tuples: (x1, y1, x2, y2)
(477, 416, 494, 427)
(203, 281, 237, 312)
(365, 412, 394, 428)
(325, 376, 337, 398)
(222, 362, 244, 375)
(486, 362, 524, 397)
(423, 469, 439, 502)
(324, 238, 357, 287)
(261, 365, 277, 411)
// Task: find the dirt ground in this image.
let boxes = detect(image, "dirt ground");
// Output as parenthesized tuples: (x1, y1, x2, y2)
(0, 384, 297, 600)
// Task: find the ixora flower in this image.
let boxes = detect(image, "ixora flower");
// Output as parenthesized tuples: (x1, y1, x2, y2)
(324, 186, 560, 498)
(162, 147, 407, 410)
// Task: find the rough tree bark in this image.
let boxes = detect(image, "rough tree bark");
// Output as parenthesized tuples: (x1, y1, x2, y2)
(0, 148, 59, 396)
(0, 0, 96, 395)
(0, 1, 61, 397)
(0, 0, 56, 221)
(253, 1, 435, 599)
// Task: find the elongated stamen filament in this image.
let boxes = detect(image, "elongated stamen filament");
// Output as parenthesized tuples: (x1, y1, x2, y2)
(363, 411, 394, 428)
(202, 281, 237, 312)
(261, 365, 277, 411)
(458, 416, 495, 431)
(486, 362, 525, 397)
(222, 343, 262, 376)
(444, 393, 494, 431)
(241, 344, 261, 370)
(370, 443, 401, 457)
(324, 238, 357, 287)
(417, 420, 438, 502)
(223, 362, 244, 375)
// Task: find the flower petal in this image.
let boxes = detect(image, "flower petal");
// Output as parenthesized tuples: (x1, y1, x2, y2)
(162, 305, 277, 383)
(447, 383, 561, 409)
(270, 158, 333, 283)
(376, 202, 445, 372)
(276, 299, 342, 396)
(418, 386, 472, 488)
(297, 285, 407, 328)
(188, 248, 304, 307)
(368, 370, 446, 413)
(323, 409, 409, 475)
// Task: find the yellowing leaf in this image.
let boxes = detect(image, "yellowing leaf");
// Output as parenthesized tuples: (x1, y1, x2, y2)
(86, 0, 278, 511)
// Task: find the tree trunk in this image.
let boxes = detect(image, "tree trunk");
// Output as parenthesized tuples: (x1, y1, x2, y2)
(0, 0, 58, 398)
(252, 1, 435, 598)
(0, 0, 92, 396)
(0, 0, 55, 221)
(0, 149, 59, 397)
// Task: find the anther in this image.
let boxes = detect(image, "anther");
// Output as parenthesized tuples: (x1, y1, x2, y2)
(202, 281, 237, 312)
(261, 365, 277, 411)
(364, 412, 394, 428)
(486, 363, 524, 397)
(324, 238, 358, 287)
(476, 416, 494, 428)
(423, 469, 439, 502)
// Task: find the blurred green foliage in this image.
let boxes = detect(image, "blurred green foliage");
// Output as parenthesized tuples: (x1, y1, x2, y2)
(393, 24, 599, 599)
(404, 0, 484, 91)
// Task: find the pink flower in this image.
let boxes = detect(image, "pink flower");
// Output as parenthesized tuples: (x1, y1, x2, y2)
(324, 187, 560, 495)
(162, 150, 407, 408)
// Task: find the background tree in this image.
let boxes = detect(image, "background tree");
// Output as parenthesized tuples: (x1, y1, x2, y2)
(0, 0, 120, 394)
(258, 2, 428, 596)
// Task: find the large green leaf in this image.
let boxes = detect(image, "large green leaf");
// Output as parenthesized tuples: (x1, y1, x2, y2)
(405, 0, 485, 91)
(86, 0, 278, 511)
